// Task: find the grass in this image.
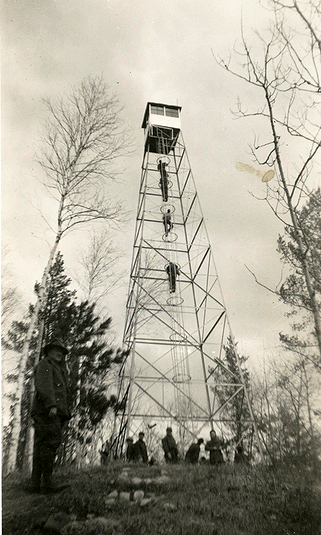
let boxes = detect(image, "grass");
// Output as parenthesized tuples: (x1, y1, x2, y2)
(2, 461, 321, 534)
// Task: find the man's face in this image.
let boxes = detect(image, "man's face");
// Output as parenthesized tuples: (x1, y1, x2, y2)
(47, 346, 64, 362)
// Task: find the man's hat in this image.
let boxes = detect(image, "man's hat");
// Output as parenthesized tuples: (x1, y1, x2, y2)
(43, 338, 68, 356)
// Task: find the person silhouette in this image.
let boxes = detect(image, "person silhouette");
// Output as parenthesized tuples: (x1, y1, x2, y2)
(162, 209, 173, 236)
(165, 262, 180, 293)
(158, 160, 169, 202)
(162, 427, 179, 463)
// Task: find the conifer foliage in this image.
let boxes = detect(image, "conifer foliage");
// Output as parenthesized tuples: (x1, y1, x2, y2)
(277, 189, 321, 368)
(3, 252, 127, 470)
(210, 336, 251, 444)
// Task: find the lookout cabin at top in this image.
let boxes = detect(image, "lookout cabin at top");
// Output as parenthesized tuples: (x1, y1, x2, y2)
(142, 102, 182, 155)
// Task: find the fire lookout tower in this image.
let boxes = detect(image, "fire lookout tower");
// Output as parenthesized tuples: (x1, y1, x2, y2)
(114, 102, 260, 458)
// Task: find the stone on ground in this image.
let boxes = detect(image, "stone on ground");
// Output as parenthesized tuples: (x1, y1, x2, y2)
(133, 490, 145, 502)
(107, 490, 118, 499)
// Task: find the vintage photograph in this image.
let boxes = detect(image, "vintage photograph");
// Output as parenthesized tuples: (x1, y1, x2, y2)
(2, 1, 321, 533)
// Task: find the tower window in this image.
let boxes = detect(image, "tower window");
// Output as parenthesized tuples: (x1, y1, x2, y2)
(151, 105, 164, 116)
(165, 107, 179, 118)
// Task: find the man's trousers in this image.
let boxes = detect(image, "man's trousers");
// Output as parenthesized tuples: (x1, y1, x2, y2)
(31, 414, 63, 490)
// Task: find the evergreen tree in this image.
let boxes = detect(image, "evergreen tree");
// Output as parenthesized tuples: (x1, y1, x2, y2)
(277, 188, 321, 369)
(61, 300, 127, 465)
(210, 336, 251, 444)
(3, 252, 127, 469)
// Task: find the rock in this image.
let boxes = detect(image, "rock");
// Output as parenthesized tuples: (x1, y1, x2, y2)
(154, 475, 171, 484)
(44, 512, 73, 533)
(107, 490, 118, 499)
(119, 491, 131, 501)
(140, 498, 153, 507)
(105, 498, 116, 506)
(133, 490, 145, 502)
(131, 477, 142, 485)
(163, 502, 176, 511)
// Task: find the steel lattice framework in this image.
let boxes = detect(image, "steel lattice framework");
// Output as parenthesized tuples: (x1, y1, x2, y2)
(113, 103, 261, 458)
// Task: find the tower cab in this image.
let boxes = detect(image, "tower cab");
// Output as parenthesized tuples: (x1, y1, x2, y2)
(142, 102, 181, 155)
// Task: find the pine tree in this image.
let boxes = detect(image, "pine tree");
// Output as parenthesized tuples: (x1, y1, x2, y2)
(278, 189, 321, 369)
(3, 252, 127, 471)
(61, 300, 127, 466)
(210, 336, 251, 445)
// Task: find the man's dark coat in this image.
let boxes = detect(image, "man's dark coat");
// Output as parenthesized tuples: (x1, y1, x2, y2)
(31, 356, 70, 421)
(185, 443, 201, 464)
(134, 438, 148, 463)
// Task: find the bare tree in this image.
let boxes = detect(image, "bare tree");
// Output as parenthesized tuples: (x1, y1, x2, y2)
(1, 246, 21, 331)
(7, 76, 131, 472)
(215, 0, 321, 358)
(252, 355, 321, 464)
(75, 228, 125, 306)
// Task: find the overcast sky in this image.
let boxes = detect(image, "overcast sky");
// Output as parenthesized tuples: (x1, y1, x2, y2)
(2, 0, 306, 370)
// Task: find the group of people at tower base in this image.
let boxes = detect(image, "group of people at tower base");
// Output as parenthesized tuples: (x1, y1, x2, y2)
(124, 427, 250, 466)
(28, 337, 249, 494)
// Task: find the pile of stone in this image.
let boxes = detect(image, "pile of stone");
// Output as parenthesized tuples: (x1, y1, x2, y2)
(38, 468, 176, 533)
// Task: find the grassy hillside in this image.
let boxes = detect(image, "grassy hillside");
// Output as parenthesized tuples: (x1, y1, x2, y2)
(3, 461, 321, 534)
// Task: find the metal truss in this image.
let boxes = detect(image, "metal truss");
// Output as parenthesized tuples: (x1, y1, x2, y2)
(113, 130, 261, 458)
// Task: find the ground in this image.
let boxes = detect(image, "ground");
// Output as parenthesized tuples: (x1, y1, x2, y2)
(2, 462, 321, 534)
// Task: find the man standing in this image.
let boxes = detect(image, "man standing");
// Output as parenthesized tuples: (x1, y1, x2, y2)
(30, 338, 70, 493)
(185, 438, 204, 464)
(100, 439, 111, 465)
(162, 209, 173, 237)
(205, 430, 225, 465)
(158, 160, 169, 202)
(234, 444, 250, 465)
(125, 437, 136, 462)
(162, 427, 179, 463)
(165, 262, 180, 293)
(134, 432, 148, 463)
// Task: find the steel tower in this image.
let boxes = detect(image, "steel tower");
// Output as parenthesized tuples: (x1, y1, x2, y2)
(114, 103, 259, 458)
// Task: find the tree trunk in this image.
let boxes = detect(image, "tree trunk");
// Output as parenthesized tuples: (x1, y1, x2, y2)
(302, 362, 317, 467)
(21, 319, 45, 476)
(265, 87, 321, 360)
(6, 234, 61, 473)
